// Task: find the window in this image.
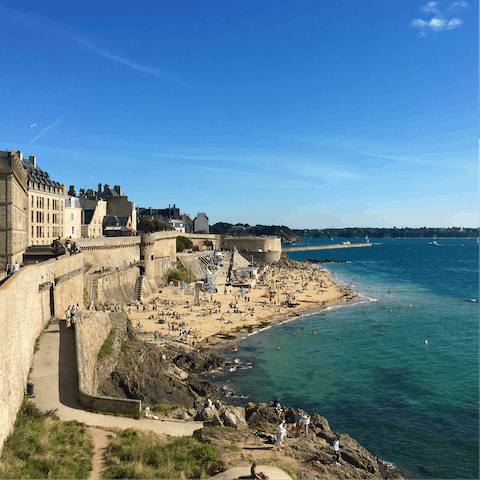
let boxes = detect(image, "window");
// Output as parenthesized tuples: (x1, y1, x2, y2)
(71, 213, 74, 221)
(47, 198, 50, 209)
(31, 211, 34, 223)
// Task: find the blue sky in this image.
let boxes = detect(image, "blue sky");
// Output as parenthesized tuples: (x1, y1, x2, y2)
(1, 1, 477, 229)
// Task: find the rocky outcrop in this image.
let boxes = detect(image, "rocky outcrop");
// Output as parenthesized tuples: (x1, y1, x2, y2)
(96, 329, 222, 408)
(194, 403, 404, 480)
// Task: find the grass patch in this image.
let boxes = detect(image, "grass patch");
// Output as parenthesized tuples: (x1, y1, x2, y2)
(33, 336, 41, 353)
(229, 443, 240, 452)
(104, 429, 220, 479)
(144, 403, 183, 414)
(98, 328, 117, 361)
(0, 398, 93, 479)
(282, 466, 295, 479)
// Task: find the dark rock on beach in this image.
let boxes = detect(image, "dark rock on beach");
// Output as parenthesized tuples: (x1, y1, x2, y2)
(305, 258, 346, 263)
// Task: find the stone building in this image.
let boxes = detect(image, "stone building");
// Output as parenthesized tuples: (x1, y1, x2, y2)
(137, 205, 194, 233)
(194, 212, 209, 234)
(21, 154, 66, 246)
(79, 197, 107, 238)
(0, 150, 28, 267)
(73, 183, 136, 237)
(64, 196, 82, 239)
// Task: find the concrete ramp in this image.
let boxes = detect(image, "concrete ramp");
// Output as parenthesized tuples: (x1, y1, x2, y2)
(177, 253, 211, 280)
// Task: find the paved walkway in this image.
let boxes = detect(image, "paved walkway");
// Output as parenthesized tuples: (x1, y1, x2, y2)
(29, 307, 292, 479)
(29, 318, 204, 436)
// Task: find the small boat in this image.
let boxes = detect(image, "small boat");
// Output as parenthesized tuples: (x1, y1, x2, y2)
(342, 241, 351, 245)
(429, 241, 438, 246)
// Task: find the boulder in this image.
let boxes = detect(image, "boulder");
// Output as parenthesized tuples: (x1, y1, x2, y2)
(245, 403, 282, 426)
(221, 405, 248, 429)
(311, 412, 331, 431)
(194, 404, 218, 422)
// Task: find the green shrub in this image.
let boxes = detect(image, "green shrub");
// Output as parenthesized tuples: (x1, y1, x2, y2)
(98, 328, 117, 361)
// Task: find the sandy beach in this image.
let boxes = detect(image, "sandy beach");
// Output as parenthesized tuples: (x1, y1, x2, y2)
(125, 254, 356, 348)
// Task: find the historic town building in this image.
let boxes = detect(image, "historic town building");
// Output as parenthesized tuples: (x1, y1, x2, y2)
(21, 154, 66, 246)
(0, 150, 28, 266)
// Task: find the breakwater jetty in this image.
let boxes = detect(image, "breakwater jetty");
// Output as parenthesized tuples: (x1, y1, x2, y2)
(283, 242, 372, 252)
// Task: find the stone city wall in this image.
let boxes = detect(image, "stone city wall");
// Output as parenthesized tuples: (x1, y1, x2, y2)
(0, 254, 86, 455)
(53, 253, 86, 316)
(221, 236, 282, 253)
(149, 231, 177, 263)
(76, 311, 141, 414)
(94, 267, 139, 306)
(76, 236, 141, 273)
(182, 233, 222, 250)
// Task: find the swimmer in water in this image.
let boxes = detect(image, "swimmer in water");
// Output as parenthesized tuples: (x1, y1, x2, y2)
(337, 337, 341, 340)
(293, 332, 296, 336)
(277, 346, 280, 350)
(312, 331, 317, 335)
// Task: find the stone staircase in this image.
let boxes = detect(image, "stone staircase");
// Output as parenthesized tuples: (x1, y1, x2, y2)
(135, 275, 145, 302)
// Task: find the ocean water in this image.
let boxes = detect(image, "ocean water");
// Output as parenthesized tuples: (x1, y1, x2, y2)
(209, 238, 479, 479)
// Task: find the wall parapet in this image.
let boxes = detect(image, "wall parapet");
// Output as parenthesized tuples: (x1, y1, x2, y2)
(75, 311, 141, 415)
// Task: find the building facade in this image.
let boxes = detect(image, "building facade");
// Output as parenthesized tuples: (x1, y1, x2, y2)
(79, 197, 107, 238)
(64, 196, 82, 239)
(194, 212, 209, 234)
(21, 154, 66, 246)
(0, 151, 28, 266)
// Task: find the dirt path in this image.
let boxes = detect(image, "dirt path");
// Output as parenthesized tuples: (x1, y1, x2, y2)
(88, 427, 112, 480)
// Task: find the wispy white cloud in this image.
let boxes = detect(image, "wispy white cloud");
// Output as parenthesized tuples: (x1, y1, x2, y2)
(421, 1, 441, 14)
(73, 38, 189, 87)
(411, 1, 467, 35)
(29, 117, 64, 144)
(4, 6, 187, 87)
(449, 1, 468, 9)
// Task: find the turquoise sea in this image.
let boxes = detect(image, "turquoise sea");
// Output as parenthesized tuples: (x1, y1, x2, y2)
(209, 238, 479, 479)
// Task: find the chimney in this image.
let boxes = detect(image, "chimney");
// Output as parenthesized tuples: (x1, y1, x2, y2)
(18, 151, 23, 161)
(98, 183, 103, 194)
(29, 155, 36, 167)
(114, 185, 122, 195)
(68, 185, 76, 196)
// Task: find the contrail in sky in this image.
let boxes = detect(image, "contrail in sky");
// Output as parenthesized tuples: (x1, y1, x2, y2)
(29, 117, 64, 144)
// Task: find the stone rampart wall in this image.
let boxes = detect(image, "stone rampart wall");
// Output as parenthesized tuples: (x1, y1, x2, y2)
(53, 253, 86, 316)
(0, 263, 54, 455)
(94, 267, 139, 305)
(250, 250, 282, 264)
(221, 236, 281, 254)
(77, 236, 141, 273)
(76, 311, 141, 414)
(0, 254, 86, 455)
(182, 233, 222, 250)
(148, 231, 177, 262)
